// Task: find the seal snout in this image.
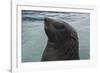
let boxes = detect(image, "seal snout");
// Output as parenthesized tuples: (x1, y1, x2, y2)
(44, 17, 52, 22)
(44, 17, 53, 28)
(45, 17, 50, 22)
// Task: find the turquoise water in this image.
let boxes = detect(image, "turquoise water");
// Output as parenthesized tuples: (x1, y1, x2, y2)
(22, 10, 90, 62)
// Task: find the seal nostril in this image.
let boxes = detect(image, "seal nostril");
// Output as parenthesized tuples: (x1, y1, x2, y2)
(44, 17, 51, 26)
(44, 17, 52, 22)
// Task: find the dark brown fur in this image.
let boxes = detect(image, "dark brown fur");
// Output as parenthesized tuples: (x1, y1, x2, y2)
(41, 17, 80, 61)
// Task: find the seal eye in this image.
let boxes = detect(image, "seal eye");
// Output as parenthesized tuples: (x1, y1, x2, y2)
(54, 24, 65, 29)
(60, 25, 65, 29)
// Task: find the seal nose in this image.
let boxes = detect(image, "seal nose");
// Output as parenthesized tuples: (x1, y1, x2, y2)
(44, 17, 51, 27)
(44, 17, 51, 22)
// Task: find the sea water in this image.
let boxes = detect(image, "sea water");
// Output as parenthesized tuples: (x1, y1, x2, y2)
(22, 10, 90, 62)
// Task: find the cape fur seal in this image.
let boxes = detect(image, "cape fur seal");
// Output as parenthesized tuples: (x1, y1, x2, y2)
(41, 17, 80, 61)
